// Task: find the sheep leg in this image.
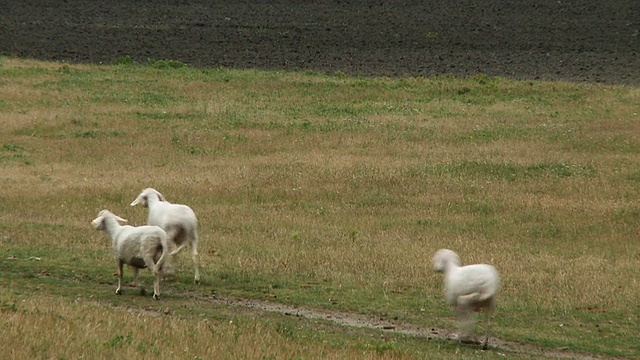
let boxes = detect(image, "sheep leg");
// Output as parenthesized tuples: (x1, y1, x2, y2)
(482, 299, 495, 349)
(169, 243, 188, 256)
(456, 304, 476, 344)
(158, 228, 180, 276)
(165, 227, 184, 256)
(165, 229, 188, 277)
(116, 261, 124, 295)
(152, 250, 165, 300)
(191, 234, 201, 284)
(482, 312, 491, 350)
(129, 267, 140, 287)
(142, 256, 160, 300)
(168, 230, 201, 284)
(152, 273, 161, 300)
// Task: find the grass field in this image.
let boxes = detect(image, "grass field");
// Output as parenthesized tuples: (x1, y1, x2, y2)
(1, 57, 639, 359)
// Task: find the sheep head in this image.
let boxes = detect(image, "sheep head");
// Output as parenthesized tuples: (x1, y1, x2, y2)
(433, 248, 461, 273)
(130, 188, 166, 208)
(91, 210, 127, 230)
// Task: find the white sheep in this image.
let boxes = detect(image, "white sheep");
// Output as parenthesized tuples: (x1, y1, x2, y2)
(91, 209, 169, 300)
(432, 249, 500, 349)
(131, 188, 201, 283)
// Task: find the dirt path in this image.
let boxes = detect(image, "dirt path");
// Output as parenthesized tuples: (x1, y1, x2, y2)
(197, 292, 620, 360)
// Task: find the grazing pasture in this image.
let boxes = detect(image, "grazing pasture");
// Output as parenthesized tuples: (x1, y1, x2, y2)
(0, 57, 639, 359)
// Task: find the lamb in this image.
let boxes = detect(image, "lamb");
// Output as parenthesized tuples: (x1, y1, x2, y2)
(432, 249, 500, 349)
(91, 210, 169, 300)
(130, 188, 201, 283)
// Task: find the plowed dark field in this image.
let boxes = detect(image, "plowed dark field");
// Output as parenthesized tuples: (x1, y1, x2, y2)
(1, 0, 638, 85)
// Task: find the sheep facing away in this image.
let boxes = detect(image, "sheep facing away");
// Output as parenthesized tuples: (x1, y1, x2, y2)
(131, 188, 201, 283)
(432, 249, 500, 349)
(91, 210, 169, 300)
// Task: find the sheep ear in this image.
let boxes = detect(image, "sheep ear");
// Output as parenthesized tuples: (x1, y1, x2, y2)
(91, 216, 104, 229)
(157, 192, 166, 202)
(130, 196, 141, 206)
(114, 215, 128, 223)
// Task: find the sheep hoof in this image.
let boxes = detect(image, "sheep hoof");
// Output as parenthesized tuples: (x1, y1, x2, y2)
(482, 342, 489, 350)
(115, 289, 122, 295)
(194, 278, 201, 284)
(153, 293, 160, 301)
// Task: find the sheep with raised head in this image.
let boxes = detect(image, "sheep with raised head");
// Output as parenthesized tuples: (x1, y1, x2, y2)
(432, 249, 500, 349)
(91, 209, 169, 300)
(130, 188, 201, 283)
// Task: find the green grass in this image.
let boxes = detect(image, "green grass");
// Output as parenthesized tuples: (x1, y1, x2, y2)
(1, 57, 639, 359)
